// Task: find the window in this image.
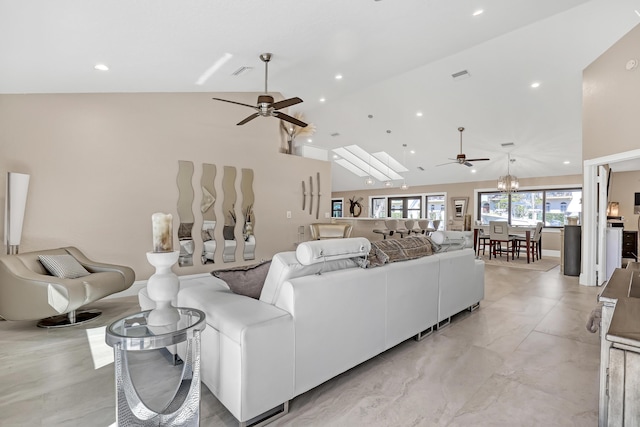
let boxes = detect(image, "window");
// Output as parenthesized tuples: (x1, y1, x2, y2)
(388, 196, 421, 219)
(477, 188, 581, 228)
(331, 199, 343, 218)
(371, 198, 387, 218)
(426, 195, 445, 228)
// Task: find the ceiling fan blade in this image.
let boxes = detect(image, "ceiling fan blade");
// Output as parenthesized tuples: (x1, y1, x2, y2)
(466, 158, 491, 162)
(237, 112, 260, 126)
(212, 97, 256, 109)
(464, 162, 473, 167)
(273, 111, 308, 127)
(272, 97, 303, 110)
(436, 161, 458, 167)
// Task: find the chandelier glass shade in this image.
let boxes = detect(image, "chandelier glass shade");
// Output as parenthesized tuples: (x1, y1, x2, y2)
(365, 176, 375, 186)
(498, 154, 519, 193)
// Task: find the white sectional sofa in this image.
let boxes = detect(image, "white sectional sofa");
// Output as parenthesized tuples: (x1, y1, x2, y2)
(139, 233, 484, 426)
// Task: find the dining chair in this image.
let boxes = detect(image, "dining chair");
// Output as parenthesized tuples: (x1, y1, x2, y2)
(477, 227, 490, 256)
(373, 219, 399, 240)
(395, 220, 410, 238)
(516, 222, 543, 262)
(489, 221, 516, 261)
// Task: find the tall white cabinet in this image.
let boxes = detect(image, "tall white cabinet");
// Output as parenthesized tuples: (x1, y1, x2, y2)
(606, 228, 622, 282)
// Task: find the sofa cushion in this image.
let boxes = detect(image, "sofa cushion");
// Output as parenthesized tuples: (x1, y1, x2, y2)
(430, 231, 473, 251)
(259, 251, 362, 304)
(295, 237, 370, 266)
(212, 260, 271, 299)
(367, 236, 434, 267)
(38, 254, 90, 279)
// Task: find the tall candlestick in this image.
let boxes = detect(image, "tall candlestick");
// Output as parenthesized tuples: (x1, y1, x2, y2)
(152, 213, 173, 252)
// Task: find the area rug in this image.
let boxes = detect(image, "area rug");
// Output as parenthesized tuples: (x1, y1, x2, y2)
(478, 254, 560, 271)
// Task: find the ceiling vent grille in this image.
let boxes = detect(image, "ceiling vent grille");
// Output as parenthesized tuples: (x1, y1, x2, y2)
(417, 166, 425, 171)
(232, 66, 253, 76)
(330, 132, 341, 137)
(501, 142, 515, 147)
(452, 70, 471, 81)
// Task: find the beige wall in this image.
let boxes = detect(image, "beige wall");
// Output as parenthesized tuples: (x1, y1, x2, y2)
(583, 24, 640, 160)
(332, 174, 582, 252)
(609, 170, 640, 231)
(0, 93, 331, 279)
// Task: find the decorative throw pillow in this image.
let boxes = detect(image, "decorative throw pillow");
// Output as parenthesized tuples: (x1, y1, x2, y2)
(212, 260, 271, 299)
(39, 254, 91, 279)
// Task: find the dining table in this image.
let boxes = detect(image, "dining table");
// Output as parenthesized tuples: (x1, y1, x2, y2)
(473, 224, 541, 264)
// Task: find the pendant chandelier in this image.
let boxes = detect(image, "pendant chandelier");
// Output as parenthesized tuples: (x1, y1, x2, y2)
(365, 153, 375, 186)
(497, 154, 519, 193)
(400, 144, 409, 190)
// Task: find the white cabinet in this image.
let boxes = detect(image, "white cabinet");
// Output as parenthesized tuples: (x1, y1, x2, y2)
(606, 228, 622, 282)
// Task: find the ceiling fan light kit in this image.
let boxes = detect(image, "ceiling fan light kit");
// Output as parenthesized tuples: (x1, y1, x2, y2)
(212, 53, 308, 128)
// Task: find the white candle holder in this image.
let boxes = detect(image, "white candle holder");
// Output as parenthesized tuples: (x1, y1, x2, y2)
(146, 250, 181, 326)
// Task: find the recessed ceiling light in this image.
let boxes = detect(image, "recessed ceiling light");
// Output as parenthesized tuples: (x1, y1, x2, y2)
(333, 154, 339, 159)
(416, 112, 423, 117)
(319, 97, 326, 103)
(335, 74, 343, 80)
(531, 82, 541, 88)
(94, 64, 109, 71)
(473, 10, 484, 16)
(563, 160, 571, 164)
(471, 169, 477, 173)
(307, 138, 313, 143)
(410, 150, 415, 154)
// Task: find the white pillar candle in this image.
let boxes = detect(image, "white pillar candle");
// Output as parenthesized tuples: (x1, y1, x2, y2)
(152, 213, 173, 252)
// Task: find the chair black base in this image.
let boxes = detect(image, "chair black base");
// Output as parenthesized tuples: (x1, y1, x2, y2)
(37, 309, 102, 328)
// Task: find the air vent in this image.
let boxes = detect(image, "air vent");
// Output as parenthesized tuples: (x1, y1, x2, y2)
(452, 70, 471, 81)
(501, 142, 515, 147)
(330, 132, 341, 137)
(417, 166, 425, 171)
(232, 66, 253, 76)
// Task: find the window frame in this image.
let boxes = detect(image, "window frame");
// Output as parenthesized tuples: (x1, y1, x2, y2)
(476, 186, 582, 228)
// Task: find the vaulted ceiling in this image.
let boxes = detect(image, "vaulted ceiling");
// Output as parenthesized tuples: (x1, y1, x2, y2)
(1, 0, 638, 191)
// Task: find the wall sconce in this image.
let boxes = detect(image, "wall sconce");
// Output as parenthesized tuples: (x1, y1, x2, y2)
(4, 172, 30, 254)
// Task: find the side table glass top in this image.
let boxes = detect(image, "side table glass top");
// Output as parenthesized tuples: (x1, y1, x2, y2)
(106, 307, 206, 351)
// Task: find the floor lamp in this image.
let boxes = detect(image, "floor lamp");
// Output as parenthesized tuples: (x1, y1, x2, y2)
(4, 172, 30, 255)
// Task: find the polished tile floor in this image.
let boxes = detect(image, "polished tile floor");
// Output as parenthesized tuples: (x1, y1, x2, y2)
(0, 262, 602, 426)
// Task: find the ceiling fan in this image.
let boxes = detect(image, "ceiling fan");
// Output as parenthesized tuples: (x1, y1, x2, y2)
(212, 53, 308, 128)
(437, 127, 490, 167)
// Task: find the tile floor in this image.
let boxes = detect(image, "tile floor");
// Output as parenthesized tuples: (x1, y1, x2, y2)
(0, 262, 602, 426)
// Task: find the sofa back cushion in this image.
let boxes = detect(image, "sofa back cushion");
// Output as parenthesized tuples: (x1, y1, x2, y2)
(430, 231, 474, 251)
(259, 238, 370, 304)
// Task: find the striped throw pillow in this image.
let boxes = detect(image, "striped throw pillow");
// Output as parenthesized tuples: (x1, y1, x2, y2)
(39, 254, 90, 279)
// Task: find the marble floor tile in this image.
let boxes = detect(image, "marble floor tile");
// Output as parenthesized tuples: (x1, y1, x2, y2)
(0, 265, 604, 426)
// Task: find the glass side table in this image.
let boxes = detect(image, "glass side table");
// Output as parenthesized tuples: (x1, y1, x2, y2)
(105, 308, 206, 427)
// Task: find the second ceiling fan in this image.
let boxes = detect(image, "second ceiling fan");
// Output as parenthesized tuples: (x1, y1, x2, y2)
(212, 53, 308, 128)
(437, 127, 490, 167)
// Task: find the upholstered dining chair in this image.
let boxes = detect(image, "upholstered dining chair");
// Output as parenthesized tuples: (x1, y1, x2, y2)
(488, 221, 516, 261)
(476, 227, 490, 256)
(431, 220, 442, 232)
(516, 221, 543, 262)
(404, 220, 416, 235)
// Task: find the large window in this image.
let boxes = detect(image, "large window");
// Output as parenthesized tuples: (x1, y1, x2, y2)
(388, 197, 421, 218)
(478, 188, 581, 227)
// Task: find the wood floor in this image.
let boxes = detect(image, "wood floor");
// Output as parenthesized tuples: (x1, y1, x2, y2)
(0, 264, 602, 426)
